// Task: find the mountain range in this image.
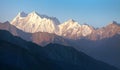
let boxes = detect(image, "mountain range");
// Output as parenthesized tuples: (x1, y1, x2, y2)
(0, 30, 119, 70)
(0, 11, 120, 69)
(11, 11, 120, 40)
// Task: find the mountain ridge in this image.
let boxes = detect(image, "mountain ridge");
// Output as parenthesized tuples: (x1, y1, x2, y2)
(1, 21, 120, 69)
(10, 11, 120, 40)
(1, 12, 120, 69)
(0, 30, 119, 70)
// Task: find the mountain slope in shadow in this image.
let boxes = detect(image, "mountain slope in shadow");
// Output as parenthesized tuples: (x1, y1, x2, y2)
(0, 22, 70, 46)
(72, 35, 120, 68)
(0, 30, 119, 70)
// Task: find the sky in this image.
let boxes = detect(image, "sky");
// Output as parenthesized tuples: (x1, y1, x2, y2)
(0, 0, 120, 27)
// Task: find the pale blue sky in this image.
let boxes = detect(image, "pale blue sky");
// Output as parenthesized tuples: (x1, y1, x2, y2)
(0, 0, 120, 27)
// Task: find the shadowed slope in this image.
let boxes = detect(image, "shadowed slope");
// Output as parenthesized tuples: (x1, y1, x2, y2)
(0, 30, 119, 70)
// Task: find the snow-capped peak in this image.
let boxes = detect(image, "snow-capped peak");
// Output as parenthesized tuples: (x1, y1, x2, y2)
(11, 11, 94, 39)
(11, 11, 60, 33)
(57, 19, 93, 38)
(10, 12, 27, 24)
(61, 19, 81, 28)
(17, 11, 28, 17)
(28, 11, 53, 19)
(27, 11, 60, 25)
(67, 19, 75, 22)
(28, 11, 40, 17)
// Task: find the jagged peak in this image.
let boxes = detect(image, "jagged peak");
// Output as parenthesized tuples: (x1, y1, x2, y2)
(28, 11, 52, 19)
(59, 19, 81, 28)
(111, 21, 120, 26)
(112, 21, 117, 24)
(28, 11, 40, 16)
(67, 19, 75, 22)
(108, 21, 120, 26)
(82, 23, 90, 26)
(82, 23, 94, 28)
(28, 11, 59, 21)
(17, 11, 27, 17)
(10, 11, 27, 24)
(29, 11, 60, 24)
(66, 19, 81, 26)
(32, 11, 38, 14)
